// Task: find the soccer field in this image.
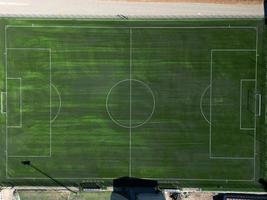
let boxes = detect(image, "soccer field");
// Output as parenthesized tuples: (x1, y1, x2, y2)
(0, 18, 265, 189)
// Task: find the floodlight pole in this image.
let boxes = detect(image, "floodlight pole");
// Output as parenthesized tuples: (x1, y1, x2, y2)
(21, 161, 77, 194)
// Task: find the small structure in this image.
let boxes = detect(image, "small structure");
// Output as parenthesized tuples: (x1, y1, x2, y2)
(213, 193, 267, 200)
(111, 177, 165, 200)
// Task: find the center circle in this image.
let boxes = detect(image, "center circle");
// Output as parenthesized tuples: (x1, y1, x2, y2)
(106, 79, 155, 128)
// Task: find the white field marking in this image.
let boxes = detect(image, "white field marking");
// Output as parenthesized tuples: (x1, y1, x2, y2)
(52, 49, 102, 53)
(256, 94, 261, 117)
(49, 48, 52, 157)
(5, 25, 8, 177)
(105, 79, 155, 129)
(209, 48, 257, 163)
(50, 83, 62, 123)
(5, 25, 257, 180)
(240, 128, 255, 131)
(6, 25, 257, 30)
(5, 48, 52, 172)
(203, 103, 234, 106)
(209, 51, 213, 157)
(6, 77, 22, 128)
(1, 92, 6, 114)
(211, 49, 256, 52)
(200, 84, 211, 124)
(253, 27, 258, 181)
(165, 142, 205, 145)
(5, 177, 254, 182)
(210, 156, 254, 160)
(7, 47, 50, 51)
(240, 79, 256, 130)
(8, 155, 50, 158)
(240, 79, 257, 81)
(106, 79, 132, 129)
(129, 28, 132, 177)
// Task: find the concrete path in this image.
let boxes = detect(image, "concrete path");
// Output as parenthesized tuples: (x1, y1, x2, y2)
(0, 0, 263, 18)
(0, 188, 15, 200)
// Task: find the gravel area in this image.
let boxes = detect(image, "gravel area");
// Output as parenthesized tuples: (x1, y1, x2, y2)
(164, 191, 215, 200)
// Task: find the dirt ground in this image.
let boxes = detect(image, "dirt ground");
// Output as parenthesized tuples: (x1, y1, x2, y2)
(124, 0, 262, 4)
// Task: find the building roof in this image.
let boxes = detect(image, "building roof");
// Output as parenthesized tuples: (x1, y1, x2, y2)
(137, 193, 165, 200)
(111, 192, 129, 200)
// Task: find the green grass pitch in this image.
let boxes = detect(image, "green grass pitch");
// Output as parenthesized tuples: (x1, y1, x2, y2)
(0, 18, 265, 189)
